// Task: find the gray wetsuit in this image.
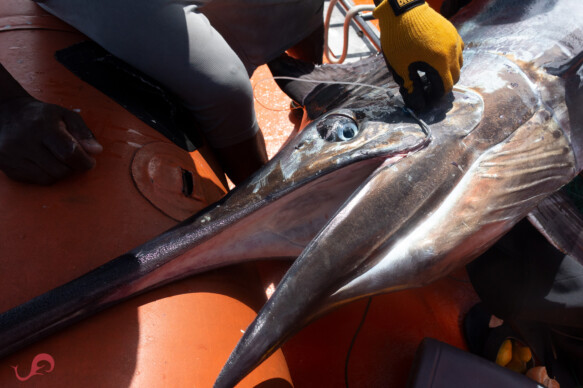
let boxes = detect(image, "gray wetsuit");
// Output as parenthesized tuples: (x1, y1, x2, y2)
(36, 0, 324, 148)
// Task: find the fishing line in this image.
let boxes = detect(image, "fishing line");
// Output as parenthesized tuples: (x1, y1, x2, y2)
(344, 296, 373, 388)
(252, 76, 433, 142)
(252, 76, 391, 112)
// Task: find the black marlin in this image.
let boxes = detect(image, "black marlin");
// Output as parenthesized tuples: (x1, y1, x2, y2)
(0, 47, 442, 356)
(214, 0, 583, 386)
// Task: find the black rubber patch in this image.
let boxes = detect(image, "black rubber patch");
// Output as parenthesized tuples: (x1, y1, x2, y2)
(546, 50, 583, 79)
(562, 173, 583, 215)
(56, 41, 203, 151)
(388, 0, 425, 16)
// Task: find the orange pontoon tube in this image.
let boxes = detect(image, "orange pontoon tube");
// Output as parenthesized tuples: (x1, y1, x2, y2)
(0, 1, 291, 387)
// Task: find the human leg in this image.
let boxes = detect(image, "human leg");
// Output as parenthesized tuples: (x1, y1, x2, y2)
(36, 0, 265, 183)
(213, 131, 268, 186)
(286, 23, 325, 65)
(467, 219, 583, 327)
(467, 219, 583, 384)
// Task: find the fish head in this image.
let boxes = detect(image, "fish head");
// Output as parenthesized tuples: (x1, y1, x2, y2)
(242, 55, 483, 200)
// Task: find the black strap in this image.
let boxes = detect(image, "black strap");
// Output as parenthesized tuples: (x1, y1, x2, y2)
(56, 41, 203, 151)
(387, 0, 425, 16)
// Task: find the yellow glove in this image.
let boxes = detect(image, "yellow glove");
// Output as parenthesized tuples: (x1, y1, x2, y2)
(374, 0, 464, 110)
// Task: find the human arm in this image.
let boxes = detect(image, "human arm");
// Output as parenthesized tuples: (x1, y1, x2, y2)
(373, 0, 464, 110)
(0, 63, 102, 185)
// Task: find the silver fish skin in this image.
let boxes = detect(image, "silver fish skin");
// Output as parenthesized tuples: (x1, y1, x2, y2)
(215, 0, 583, 386)
(0, 53, 434, 357)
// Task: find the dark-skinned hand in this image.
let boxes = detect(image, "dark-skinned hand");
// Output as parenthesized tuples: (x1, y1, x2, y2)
(0, 96, 102, 185)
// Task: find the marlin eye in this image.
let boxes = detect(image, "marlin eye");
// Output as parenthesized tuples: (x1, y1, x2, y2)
(337, 120, 358, 141)
(318, 115, 359, 142)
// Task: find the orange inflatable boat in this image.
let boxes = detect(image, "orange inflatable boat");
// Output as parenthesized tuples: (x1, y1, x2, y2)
(0, 1, 292, 387)
(0, 1, 480, 387)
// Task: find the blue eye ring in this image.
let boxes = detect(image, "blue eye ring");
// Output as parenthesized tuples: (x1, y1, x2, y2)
(317, 111, 359, 142)
(336, 120, 358, 141)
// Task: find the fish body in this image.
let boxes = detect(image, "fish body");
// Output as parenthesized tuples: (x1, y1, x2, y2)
(215, 0, 583, 385)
